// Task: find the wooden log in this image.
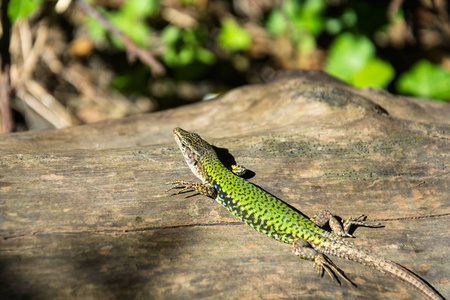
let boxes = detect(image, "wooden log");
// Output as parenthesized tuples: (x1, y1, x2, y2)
(1, 71, 449, 299)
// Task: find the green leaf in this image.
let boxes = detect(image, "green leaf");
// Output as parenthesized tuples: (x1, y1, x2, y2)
(266, 9, 287, 35)
(303, 0, 326, 16)
(397, 60, 450, 101)
(161, 25, 181, 46)
(8, 0, 43, 23)
(217, 19, 252, 51)
(297, 14, 324, 36)
(122, 0, 159, 18)
(325, 33, 375, 82)
(196, 48, 216, 65)
(177, 46, 195, 65)
(352, 58, 395, 88)
(109, 13, 150, 47)
(181, 30, 198, 45)
(162, 45, 195, 67)
(161, 25, 216, 67)
(84, 16, 107, 44)
(325, 8, 357, 35)
(283, 0, 325, 36)
(282, 1, 299, 21)
(162, 47, 179, 66)
(340, 8, 357, 28)
(325, 18, 342, 35)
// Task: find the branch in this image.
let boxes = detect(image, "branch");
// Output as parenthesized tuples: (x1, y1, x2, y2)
(74, 0, 166, 77)
(0, 0, 14, 133)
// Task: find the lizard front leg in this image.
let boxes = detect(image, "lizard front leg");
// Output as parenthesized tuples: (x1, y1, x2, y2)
(231, 164, 246, 176)
(167, 180, 216, 197)
(293, 239, 354, 285)
(311, 210, 382, 238)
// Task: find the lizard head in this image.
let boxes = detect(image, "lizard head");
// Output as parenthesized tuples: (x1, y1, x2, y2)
(172, 127, 214, 181)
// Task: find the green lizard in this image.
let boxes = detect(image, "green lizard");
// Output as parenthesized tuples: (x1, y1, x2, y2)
(167, 127, 443, 300)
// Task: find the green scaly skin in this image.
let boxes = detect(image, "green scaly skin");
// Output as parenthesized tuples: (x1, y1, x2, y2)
(167, 127, 443, 300)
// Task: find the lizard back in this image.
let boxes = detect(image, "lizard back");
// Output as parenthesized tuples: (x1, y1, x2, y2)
(202, 151, 336, 245)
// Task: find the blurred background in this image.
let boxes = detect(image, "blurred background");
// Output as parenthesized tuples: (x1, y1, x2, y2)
(1, 0, 449, 132)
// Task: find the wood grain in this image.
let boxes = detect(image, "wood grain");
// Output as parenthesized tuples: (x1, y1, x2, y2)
(1, 71, 449, 299)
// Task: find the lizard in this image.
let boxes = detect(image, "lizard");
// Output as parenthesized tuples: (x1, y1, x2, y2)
(167, 127, 444, 300)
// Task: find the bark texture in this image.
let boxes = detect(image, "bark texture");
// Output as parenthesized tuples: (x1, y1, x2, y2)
(1, 71, 449, 299)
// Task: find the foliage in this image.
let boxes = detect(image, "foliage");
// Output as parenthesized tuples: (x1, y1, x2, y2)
(162, 25, 215, 67)
(5, 0, 450, 102)
(217, 19, 252, 51)
(325, 33, 394, 89)
(397, 60, 450, 101)
(8, 0, 43, 23)
(265, 2, 394, 89)
(266, 0, 326, 54)
(84, 0, 159, 48)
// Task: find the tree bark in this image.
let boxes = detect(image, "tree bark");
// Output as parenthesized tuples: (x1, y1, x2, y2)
(1, 71, 449, 299)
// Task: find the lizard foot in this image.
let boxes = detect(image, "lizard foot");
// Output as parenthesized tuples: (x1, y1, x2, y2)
(314, 254, 355, 286)
(166, 180, 216, 197)
(342, 215, 382, 237)
(312, 210, 383, 238)
(167, 180, 197, 194)
(231, 164, 246, 176)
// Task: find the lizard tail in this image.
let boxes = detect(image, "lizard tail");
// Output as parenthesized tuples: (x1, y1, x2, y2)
(317, 241, 444, 300)
(377, 260, 443, 300)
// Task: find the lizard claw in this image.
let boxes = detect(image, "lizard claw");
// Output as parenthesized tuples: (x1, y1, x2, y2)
(314, 254, 355, 286)
(167, 180, 216, 197)
(166, 181, 193, 194)
(343, 215, 382, 234)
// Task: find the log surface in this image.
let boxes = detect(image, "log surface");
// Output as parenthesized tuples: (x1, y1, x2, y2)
(1, 71, 449, 299)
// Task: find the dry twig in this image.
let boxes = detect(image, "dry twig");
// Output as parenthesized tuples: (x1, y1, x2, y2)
(1, 0, 14, 132)
(74, 0, 166, 77)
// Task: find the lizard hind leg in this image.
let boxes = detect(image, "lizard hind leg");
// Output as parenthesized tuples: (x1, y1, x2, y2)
(292, 239, 355, 286)
(311, 210, 382, 238)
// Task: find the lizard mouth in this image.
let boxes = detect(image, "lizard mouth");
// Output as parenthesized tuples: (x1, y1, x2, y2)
(173, 129, 200, 167)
